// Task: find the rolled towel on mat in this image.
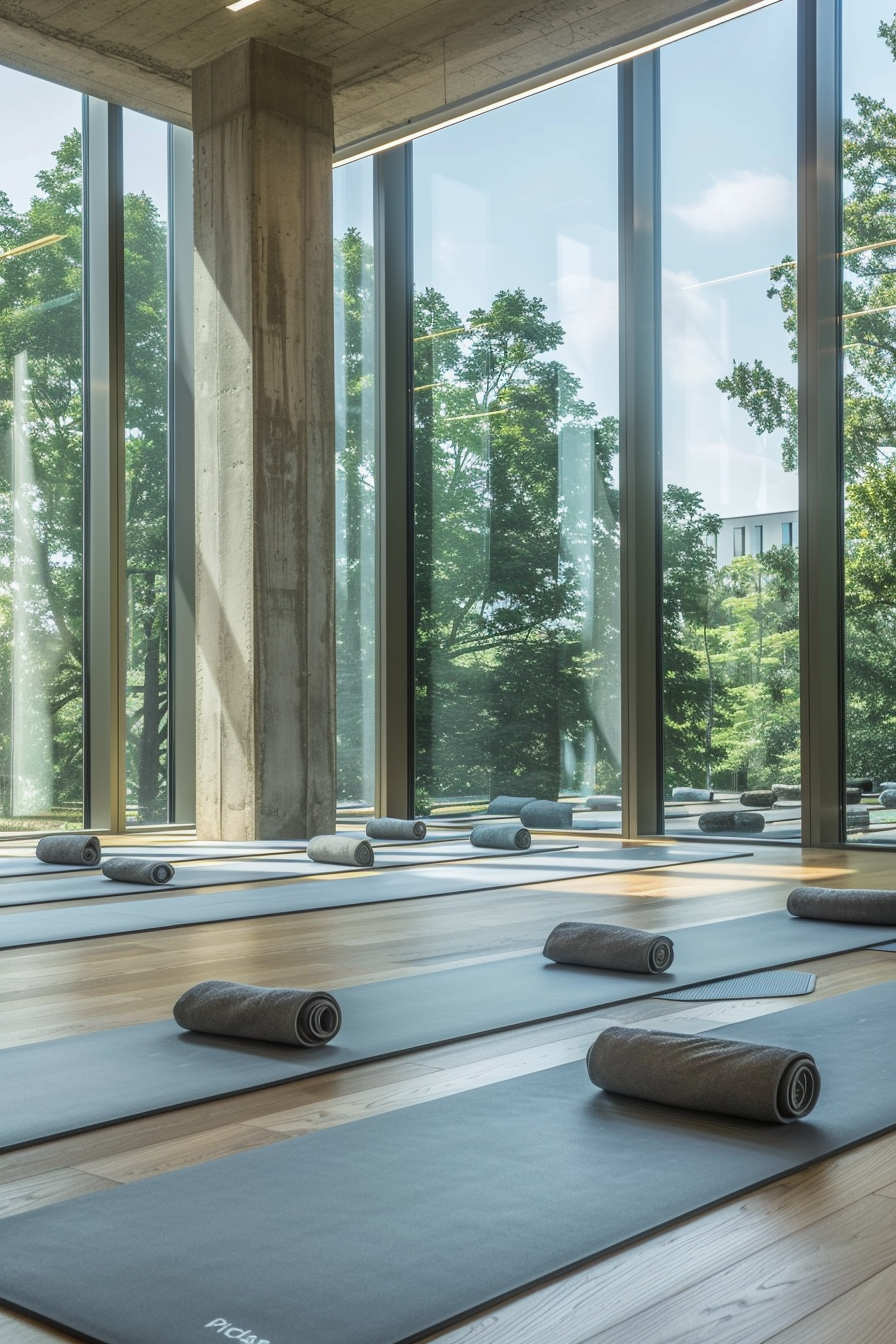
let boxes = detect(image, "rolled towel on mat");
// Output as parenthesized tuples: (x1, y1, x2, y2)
(846, 805, 870, 830)
(586, 1025, 820, 1123)
(698, 810, 765, 833)
(365, 818, 427, 841)
(35, 834, 101, 867)
(773, 783, 801, 801)
(102, 857, 174, 886)
(469, 823, 531, 851)
(880, 789, 896, 809)
(847, 777, 873, 794)
(306, 835, 374, 867)
(585, 795, 622, 810)
(519, 800, 574, 829)
(787, 885, 896, 925)
(543, 922, 673, 974)
(173, 980, 342, 1048)
(486, 795, 538, 815)
(739, 790, 776, 809)
(671, 787, 713, 802)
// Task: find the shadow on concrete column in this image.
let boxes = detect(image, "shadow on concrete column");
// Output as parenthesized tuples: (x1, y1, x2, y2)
(193, 40, 336, 840)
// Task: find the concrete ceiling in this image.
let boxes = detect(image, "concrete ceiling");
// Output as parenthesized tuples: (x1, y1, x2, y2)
(0, 0, 751, 150)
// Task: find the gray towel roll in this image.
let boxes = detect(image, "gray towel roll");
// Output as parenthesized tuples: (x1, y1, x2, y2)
(486, 795, 539, 815)
(543, 921, 673, 974)
(102, 857, 174, 885)
(773, 783, 801, 801)
(787, 885, 896, 924)
(880, 789, 896, 808)
(584, 795, 622, 810)
(586, 1025, 820, 1123)
(698, 810, 765, 833)
(671, 787, 713, 802)
(365, 818, 427, 841)
(739, 790, 776, 809)
(846, 777, 873, 793)
(519, 800, 574, 829)
(36, 834, 102, 867)
(306, 835, 374, 867)
(881, 781, 896, 792)
(173, 980, 342, 1048)
(469, 823, 531, 850)
(846, 805, 870, 830)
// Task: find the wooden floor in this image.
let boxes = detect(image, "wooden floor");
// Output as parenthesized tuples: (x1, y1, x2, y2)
(1, 838, 896, 1343)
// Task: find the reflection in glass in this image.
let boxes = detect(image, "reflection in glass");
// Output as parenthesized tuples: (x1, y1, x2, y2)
(123, 110, 170, 825)
(0, 69, 84, 829)
(412, 74, 620, 819)
(334, 160, 376, 811)
(661, 3, 800, 842)
(841, 1, 896, 842)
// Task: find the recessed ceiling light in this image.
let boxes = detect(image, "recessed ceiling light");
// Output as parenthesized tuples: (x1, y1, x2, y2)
(227, 0, 262, 10)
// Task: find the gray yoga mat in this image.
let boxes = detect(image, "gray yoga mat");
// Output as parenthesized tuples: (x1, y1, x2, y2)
(0, 841, 576, 911)
(1, 985, 895, 1344)
(660, 969, 816, 999)
(0, 906, 891, 1150)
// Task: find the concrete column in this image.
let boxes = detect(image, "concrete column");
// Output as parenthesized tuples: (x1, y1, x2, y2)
(193, 41, 336, 840)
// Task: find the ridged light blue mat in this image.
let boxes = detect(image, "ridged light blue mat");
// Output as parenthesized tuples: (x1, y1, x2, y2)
(659, 969, 817, 999)
(0, 983, 894, 1344)
(0, 906, 890, 1150)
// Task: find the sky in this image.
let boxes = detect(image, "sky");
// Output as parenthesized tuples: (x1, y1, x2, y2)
(0, 65, 168, 217)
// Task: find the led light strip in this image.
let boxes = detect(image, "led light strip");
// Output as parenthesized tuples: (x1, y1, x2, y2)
(334, 0, 781, 166)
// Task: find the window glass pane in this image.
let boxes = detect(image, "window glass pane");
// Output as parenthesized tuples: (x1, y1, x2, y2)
(334, 159, 376, 813)
(123, 110, 169, 826)
(842, 1, 896, 842)
(0, 69, 84, 832)
(413, 74, 620, 821)
(661, 3, 799, 842)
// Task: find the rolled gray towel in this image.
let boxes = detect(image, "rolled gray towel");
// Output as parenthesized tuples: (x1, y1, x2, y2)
(585, 795, 622, 810)
(586, 1025, 820, 1123)
(102, 857, 174, 885)
(469, 823, 531, 850)
(365, 818, 427, 841)
(773, 783, 801, 801)
(845, 787, 862, 806)
(543, 921, 673, 974)
(306, 835, 374, 867)
(847, 777, 873, 793)
(698, 810, 765, 833)
(846, 805, 870, 830)
(739, 790, 776, 809)
(173, 980, 342, 1048)
(787, 885, 896, 924)
(36, 834, 101, 867)
(519, 800, 574, 829)
(486, 795, 538, 815)
(881, 781, 896, 792)
(879, 790, 896, 808)
(671, 787, 713, 802)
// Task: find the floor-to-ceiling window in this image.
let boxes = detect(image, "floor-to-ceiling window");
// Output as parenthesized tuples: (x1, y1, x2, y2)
(661, 1, 800, 843)
(0, 68, 84, 832)
(841, 0, 896, 843)
(334, 159, 376, 814)
(123, 110, 170, 826)
(411, 74, 621, 819)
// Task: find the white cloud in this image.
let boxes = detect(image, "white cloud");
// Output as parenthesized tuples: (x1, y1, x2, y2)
(669, 170, 794, 234)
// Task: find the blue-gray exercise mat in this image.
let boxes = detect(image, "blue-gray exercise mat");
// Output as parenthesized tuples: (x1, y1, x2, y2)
(0, 846, 744, 937)
(0, 906, 890, 1150)
(1, 982, 895, 1344)
(0, 839, 578, 910)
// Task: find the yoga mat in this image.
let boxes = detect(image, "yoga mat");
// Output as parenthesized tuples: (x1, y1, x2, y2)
(2, 985, 896, 1344)
(659, 969, 816, 999)
(0, 906, 889, 1150)
(0, 841, 577, 910)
